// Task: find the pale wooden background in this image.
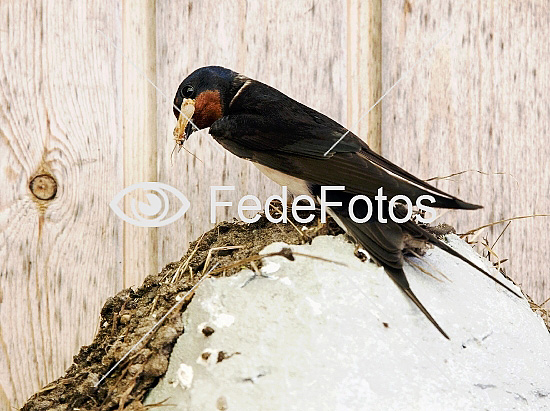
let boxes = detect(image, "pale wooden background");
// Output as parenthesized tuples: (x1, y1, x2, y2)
(1, 0, 548, 408)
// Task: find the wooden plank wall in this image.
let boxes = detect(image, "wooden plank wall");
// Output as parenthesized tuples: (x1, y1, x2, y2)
(0, 0, 548, 408)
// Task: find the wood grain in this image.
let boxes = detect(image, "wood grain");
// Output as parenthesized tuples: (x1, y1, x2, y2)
(381, 0, 550, 303)
(122, 0, 158, 287)
(0, 1, 122, 407)
(155, 0, 348, 269)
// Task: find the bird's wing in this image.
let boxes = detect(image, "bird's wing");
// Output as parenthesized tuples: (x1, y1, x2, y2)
(210, 103, 480, 209)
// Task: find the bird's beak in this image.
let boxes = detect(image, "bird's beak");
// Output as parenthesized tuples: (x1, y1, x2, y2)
(173, 98, 196, 145)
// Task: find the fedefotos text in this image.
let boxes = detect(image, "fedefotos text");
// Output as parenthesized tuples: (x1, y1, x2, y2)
(211, 186, 437, 225)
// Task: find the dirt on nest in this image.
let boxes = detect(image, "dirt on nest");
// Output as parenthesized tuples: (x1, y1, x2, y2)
(21, 208, 344, 411)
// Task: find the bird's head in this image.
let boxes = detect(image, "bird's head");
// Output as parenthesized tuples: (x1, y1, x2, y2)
(173, 66, 241, 143)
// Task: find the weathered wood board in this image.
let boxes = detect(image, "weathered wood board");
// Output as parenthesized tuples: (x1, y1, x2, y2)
(122, 0, 160, 288)
(155, 0, 348, 270)
(382, 0, 550, 303)
(0, 1, 123, 407)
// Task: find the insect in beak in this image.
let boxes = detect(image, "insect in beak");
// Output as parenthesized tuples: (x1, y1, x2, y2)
(173, 98, 196, 145)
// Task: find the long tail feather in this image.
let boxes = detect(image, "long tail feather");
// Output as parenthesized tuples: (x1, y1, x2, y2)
(408, 223, 523, 299)
(386, 267, 450, 339)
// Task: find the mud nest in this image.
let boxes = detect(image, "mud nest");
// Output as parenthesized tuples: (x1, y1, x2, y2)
(22, 205, 542, 410)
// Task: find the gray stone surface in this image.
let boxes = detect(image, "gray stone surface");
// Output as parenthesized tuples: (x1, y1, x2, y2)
(145, 234, 550, 410)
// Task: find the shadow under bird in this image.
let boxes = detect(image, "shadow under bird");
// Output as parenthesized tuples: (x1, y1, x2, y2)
(172, 65, 522, 339)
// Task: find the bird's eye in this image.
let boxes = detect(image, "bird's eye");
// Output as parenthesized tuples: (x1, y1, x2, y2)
(181, 85, 194, 98)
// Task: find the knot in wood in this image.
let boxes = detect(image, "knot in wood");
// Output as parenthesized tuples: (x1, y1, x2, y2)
(29, 174, 57, 200)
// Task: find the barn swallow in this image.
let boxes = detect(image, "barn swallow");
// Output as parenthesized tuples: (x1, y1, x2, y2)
(173, 66, 522, 339)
